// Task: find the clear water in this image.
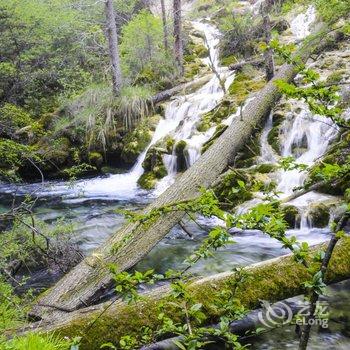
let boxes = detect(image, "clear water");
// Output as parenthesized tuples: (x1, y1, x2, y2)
(0, 4, 349, 348)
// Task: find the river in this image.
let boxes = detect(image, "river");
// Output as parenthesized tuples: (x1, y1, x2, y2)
(0, 4, 349, 349)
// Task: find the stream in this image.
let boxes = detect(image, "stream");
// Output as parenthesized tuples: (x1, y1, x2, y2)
(0, 5, 349, 349)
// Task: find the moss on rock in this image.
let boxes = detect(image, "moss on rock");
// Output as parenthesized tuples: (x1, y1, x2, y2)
(213, 169, 258, 209)
(228, 70, 265, 106)
(197, 99, 236, 132)
(137, 172, 158, 190)
(234, 130, 262, 168)
(307, 131, 350, 196)
(88, 152, 103, 169)
(254, 163, 277, 174)
(307, 203, 331, 228)
(282, 205, 300, 228)
(267, 110, 285, 154)
(121, 120, 153, 164)
(220, 54, 237, 67)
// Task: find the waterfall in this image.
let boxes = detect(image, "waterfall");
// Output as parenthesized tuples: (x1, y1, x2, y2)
(153, 21, 236, 195)
(277, 102, 338, 196)
(290, 6, 316, 40)
(29, 21, 234, 201)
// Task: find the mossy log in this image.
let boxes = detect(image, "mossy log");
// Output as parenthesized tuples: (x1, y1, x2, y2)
(151, 74, 212, 104)
(141, 300, 306, 350)
(229, 58, 264, 72)
(31, 30, 328, 319)
(24, 237, 350, 349)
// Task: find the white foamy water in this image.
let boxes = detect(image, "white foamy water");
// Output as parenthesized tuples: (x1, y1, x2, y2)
(290, 5, 316, 40)
(11, 21, 234, 201)
(277, 102, 339, 195)
(153, 21, 236, 195)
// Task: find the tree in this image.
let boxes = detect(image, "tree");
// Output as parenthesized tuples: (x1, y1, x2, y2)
(261, 4, 275, 81)
(120, 10, 173, 87)
(0, 0, 103, 115)
(30, 29, 326, 318)
(104, 0, 123, 95)
(173, 0, 183, 75)
(160, 0, 169, 51)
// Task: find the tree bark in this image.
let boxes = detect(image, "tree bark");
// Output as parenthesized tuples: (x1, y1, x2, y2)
(261, 5, 275, 81)
(105, 0, 122, 96)
(229, 58, 264, 71)
(23, 237, 350, 350)
(160, 0, 169, 51)
(30, 30, 326, 320)
(173, 0, 183, 75)
(151, 74, 212, 104)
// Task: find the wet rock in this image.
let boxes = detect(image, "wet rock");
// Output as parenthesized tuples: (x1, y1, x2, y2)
(282, 205, 300, 228)
(307, 203, 331, 228)
(175, 140, 188, 172)
(121, 119, 154, 163)
(272, 19, 290, 33)
(88, 152, 103, 169)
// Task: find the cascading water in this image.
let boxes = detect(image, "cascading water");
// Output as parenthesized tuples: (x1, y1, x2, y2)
(290, 5, 316, 40)
(18, 21, 235, 202)
(277, 102, 339, 195)
(152, 21, 236, 194)
(255, 4, 342, 232)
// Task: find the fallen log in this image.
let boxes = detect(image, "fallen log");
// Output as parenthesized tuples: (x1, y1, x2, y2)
(150, 74, 212, 105)
(141, 299, 306, 350)
(31, 28, 328, 319)
(23, 237, 350, 350)
(229, 58, 264, 71)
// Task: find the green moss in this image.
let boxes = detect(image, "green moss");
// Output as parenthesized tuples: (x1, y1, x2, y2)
(137, 172, 158, 190)
(197, 100, 236, 132)
(88, 152, 103, 169)
(53, 237, 350, 349)
(234, 130, 262, 168)
(193, 44, 209, 58)
(201, 124, 228, 154)
(41, 137, 71, 166)
(281, 205, 300, 228)
(174, 140, 187, 172)
(184, 62, 204, 79)
(325, 69, 346, 85)
(267, 110, 285, 154)
(307, 131, 350, 195)
(228, 71, 265, 105)
(254, 163, 276, 174)
(220, 54, 237, 66)
(307, 203, 331, 228)
(213, 169, 255, 208)
(121, 120, 153, 163)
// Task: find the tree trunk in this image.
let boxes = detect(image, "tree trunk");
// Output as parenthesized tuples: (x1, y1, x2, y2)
(23, 237, 350, 350)
(105, 0, 122, 96)
(261, 5, 275, 81)
(151, 74, 212, 104)
(160, 0, 169, 51)
(30, 30, 326, 320)
(229, 58, 264, 71)
(173, 0, 183, 75)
